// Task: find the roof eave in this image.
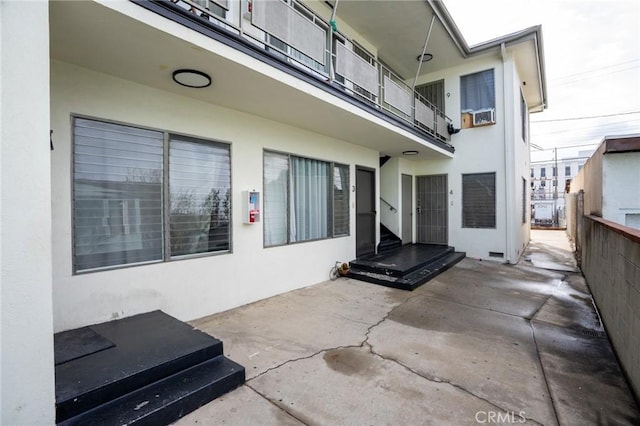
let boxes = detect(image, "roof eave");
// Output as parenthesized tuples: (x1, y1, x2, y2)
(428, 1, 548, 111)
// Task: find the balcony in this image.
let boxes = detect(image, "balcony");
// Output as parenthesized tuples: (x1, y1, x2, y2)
(137, 0, 454, 150)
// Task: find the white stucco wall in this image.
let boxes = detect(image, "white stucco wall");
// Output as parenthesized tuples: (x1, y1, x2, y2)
(412, 55, 510, 261)
(1, 1, 56, 424)
(602, 152, 640, 227)
(380, 157, 401, 236)
(508, 53, 531, 261)
(51, 60, 378, 332)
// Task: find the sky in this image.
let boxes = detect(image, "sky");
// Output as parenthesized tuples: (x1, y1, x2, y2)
(445, 0, 640, 162)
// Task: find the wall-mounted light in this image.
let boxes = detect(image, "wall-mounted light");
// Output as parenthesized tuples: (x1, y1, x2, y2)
(416, 53, 433, 62)
(172, 69, 212, 88)
(403, 150, 419, 156)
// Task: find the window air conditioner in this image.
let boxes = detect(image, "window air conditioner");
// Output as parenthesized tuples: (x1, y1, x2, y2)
(472, 108, 496, 126)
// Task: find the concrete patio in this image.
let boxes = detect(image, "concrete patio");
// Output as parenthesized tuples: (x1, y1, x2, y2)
(176, 230, 640, 425)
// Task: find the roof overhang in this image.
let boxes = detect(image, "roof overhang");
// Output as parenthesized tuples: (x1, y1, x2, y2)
(49, 0, 454, 160)
(333, 0, 547, 112)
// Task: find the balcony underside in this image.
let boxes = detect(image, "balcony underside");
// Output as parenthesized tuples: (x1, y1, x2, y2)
(49, 0, 454, 160)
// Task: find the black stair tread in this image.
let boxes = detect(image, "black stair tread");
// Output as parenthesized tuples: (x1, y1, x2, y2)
(56, 311, 224, 420)
(348, 251, 465, 291)
(351, 244, 454, 277)
(58, 356, 245, 426)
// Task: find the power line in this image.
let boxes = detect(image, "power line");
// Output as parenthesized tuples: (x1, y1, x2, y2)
(531, 119, 639, 136)
(531, 110, 640, 123)
(551, 59, 640, 81)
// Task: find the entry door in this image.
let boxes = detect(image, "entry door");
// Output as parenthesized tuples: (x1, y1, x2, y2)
(401, 174, 412, 244)
(356, 167, 376, 257)
(416, 174, 448, 245)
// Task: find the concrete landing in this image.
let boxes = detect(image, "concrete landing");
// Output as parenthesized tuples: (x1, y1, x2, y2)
(176, 230, 640, 425)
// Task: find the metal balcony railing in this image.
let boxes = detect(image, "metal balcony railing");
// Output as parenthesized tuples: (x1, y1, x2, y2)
(169, 0, 453, 144)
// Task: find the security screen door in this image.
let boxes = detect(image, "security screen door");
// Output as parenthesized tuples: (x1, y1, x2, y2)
(356, 167, 376, 257)
(416, 174, 448, 245)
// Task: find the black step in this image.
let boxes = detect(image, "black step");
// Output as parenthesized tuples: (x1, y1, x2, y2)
(55, 311, 245, 425)
(378, 237, 402, 253)
(348, 246, 465, 290)
(351, 245, 454, 278)
(59, 356, 244, 426)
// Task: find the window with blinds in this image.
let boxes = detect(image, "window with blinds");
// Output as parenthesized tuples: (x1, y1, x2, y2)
(263, 151, 349, 247)
(462, 172, 496, 229)
(461, 69, 495, 111)
(72, 117, 231, 272)
(169, 136, 231, 257)
(333, 164, 350, 236)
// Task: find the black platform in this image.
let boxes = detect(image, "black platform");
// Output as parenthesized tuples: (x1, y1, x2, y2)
(54, 310, 245, 426)
(347, 244, 465, 290)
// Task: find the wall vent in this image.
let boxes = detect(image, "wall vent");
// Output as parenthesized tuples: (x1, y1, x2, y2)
(489, 251, 504, 258)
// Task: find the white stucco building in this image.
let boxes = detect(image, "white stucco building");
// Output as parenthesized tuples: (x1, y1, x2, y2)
(568, 135, 640, 229)
(0, 0, 547, 423)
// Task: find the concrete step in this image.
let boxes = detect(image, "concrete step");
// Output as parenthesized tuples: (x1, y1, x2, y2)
(55, 311, 245, 425)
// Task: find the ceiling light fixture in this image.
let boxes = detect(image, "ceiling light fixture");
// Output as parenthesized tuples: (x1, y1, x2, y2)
(403, 150, 419, 156)
(172, 69, 212, 88)
(416, 53, 433, 62)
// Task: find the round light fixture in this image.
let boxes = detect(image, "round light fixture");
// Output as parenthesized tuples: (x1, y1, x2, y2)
(416, 53, 433, 62)
(403, 150, 419, 156)
(172, 69, 212, 88)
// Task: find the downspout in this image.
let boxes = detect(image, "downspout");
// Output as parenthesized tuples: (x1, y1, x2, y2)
(411, 15, 436, 92)
(328, 0, 340, 81)
(501, 42, 514, 263)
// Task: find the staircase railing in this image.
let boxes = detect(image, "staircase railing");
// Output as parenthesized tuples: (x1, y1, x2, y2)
(380, 197, 398, 212)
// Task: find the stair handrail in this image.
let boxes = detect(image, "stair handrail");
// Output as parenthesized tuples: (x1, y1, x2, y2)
(380, 197, 398, 212)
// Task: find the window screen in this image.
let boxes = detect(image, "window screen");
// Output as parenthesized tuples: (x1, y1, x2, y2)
(461, 69, 495, 111)
(264, 151, 349, 247)
(169, 136, 231, 257)
(73, 117, 231, 272)
(462, 172, 496, 229)
(73, 118, 164, 271)
(333, 164, 350, 236)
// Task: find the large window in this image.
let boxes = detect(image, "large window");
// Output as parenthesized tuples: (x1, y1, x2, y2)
(461, 69, 495, 111)
(264, 151, 349, 247)
(462, 172, 496, 229)
(73, 117, 231, 272)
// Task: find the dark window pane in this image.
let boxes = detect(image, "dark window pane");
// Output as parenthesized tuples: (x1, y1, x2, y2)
(333, 164, 350, 236)
(169, 136, 231, 257)
(461, 69, 495, 111)
(462, 172, 496, 228)
(73, 118, 164, 271)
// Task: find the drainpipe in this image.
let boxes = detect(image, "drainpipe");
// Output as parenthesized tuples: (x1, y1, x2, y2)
(411, 15, 436, 92)
(501, 42, 514, 263)
(328, 0, 340, 81)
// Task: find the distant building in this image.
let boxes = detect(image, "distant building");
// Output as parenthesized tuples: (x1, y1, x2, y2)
(567, 135, 640, 230)
(530, 150, 593, 226)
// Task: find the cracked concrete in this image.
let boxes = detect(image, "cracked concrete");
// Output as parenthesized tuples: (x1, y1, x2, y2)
(175, 231, 640, 425)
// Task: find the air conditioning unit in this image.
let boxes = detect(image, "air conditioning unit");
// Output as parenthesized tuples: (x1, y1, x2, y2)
(472, 108, 496, 126)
